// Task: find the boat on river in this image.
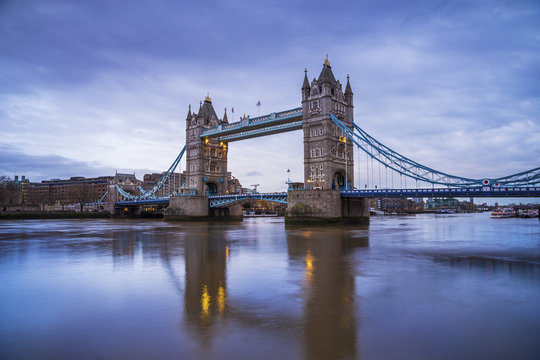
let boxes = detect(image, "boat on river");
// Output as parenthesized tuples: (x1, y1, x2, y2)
(490, 208, 515, 218)
(520, 209, 539, 218)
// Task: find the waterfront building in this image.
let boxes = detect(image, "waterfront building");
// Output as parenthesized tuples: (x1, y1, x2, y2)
(27, 176, 113, 208)
(425, 197, 459, 210)
(380, 198, 424, 214)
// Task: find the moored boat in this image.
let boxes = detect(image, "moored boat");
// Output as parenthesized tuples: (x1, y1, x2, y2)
(520, 209, 539, 218)
(490, 208, 515, 218)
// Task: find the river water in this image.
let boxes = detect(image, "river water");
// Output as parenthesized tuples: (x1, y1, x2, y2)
(1, 214, 539, 360)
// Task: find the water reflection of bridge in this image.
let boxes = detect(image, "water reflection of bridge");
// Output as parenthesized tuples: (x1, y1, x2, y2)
(176, 224, 367, 359)
(108, 223, 368, 358)
(105, 221, 540, 358)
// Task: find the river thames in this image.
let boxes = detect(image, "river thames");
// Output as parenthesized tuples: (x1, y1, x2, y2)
(1, 213, 539, 360)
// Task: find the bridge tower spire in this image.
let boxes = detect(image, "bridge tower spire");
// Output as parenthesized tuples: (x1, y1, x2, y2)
(302, 57, 354, 190)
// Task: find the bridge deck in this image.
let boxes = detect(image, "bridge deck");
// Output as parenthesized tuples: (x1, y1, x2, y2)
(114, 187, 540, 207)
(200, 107, 302, 142)
(341, 187, 540, 198)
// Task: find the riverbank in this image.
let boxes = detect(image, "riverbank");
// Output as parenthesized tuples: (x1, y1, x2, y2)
(0, 211, 111, 220)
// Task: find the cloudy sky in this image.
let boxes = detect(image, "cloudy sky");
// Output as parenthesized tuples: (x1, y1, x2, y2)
(1, 0, 539, 192)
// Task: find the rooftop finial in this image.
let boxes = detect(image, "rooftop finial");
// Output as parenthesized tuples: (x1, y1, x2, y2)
(324, 54, 331, 67)
(204, 92, 212, 103)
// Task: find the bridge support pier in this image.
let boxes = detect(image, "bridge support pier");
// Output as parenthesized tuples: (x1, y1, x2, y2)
(285, 189, 369, 225)
(114, 205, 142, 218)
(209, 205, 243, 220)
(165, 195, 242, 221)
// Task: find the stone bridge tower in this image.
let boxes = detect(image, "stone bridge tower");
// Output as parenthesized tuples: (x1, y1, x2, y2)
(302, 56, 354, 190)
(185, 95, 229, 195)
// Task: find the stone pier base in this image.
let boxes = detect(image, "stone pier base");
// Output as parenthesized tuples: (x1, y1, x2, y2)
(285, 189, 369, 225)
(164, 196, 242, 221)
(341, 197, 370, 225)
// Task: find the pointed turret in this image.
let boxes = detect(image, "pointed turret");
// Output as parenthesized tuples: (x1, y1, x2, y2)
(345, 75, 353, 96)
(345, 74, 353, 105)
(317, 54, 337, 86)
(302, 68, 310, 90)
(186, 104, 192, 120)
(302, 68, 310, 101)
(222, 107, 228, 124)
(198, 93, 219, 126)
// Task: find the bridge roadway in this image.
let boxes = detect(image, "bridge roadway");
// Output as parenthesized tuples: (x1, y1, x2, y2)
(115, 186, 540, 208)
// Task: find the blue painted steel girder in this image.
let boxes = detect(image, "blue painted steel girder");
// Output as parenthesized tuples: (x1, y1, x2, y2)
(208, 192, 288, 208)
(341, 187, 540, 198)
(217, 121, 302, 142)
(116, 198, 170, 206)
(200, 107, 303, 142)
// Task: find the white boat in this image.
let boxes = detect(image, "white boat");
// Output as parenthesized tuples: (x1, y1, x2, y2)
(490, 208, 515, 218)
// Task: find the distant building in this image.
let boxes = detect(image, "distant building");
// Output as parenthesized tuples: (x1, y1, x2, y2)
(226, 172, 242, 194)
(367, 198, 380, 210)
(458, 200, 477, 213)
(113, 173, 139, 185)
(380, 198, 424, 214)
(141, 172, 185, 197)
(27, 176, 113, 208)
(425, 197, 459, 210)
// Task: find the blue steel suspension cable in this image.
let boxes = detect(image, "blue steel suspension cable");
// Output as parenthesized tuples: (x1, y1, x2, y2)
(329, 113, 539, 187)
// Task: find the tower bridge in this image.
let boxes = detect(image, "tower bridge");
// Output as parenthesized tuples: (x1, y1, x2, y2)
(111, 57, 540, 221)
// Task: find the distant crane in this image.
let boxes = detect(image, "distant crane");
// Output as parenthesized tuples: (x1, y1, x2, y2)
(251, 184, 260, 193)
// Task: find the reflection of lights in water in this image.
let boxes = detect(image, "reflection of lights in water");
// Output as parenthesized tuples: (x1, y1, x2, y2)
(218, 285, 226, 314)
(301, 230, 313, 239)
(305, 250, 314, 283)
(225, 246, 229, 259)
(201, 285, 210, 318)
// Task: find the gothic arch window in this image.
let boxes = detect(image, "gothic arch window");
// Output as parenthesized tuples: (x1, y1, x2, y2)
(333, 172, 345, 189)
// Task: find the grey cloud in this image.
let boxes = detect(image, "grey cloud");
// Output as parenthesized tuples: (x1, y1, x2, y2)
(0, 146, 158, 182)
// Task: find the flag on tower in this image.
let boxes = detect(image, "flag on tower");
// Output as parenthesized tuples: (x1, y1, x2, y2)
(256, 100, 261, 106)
